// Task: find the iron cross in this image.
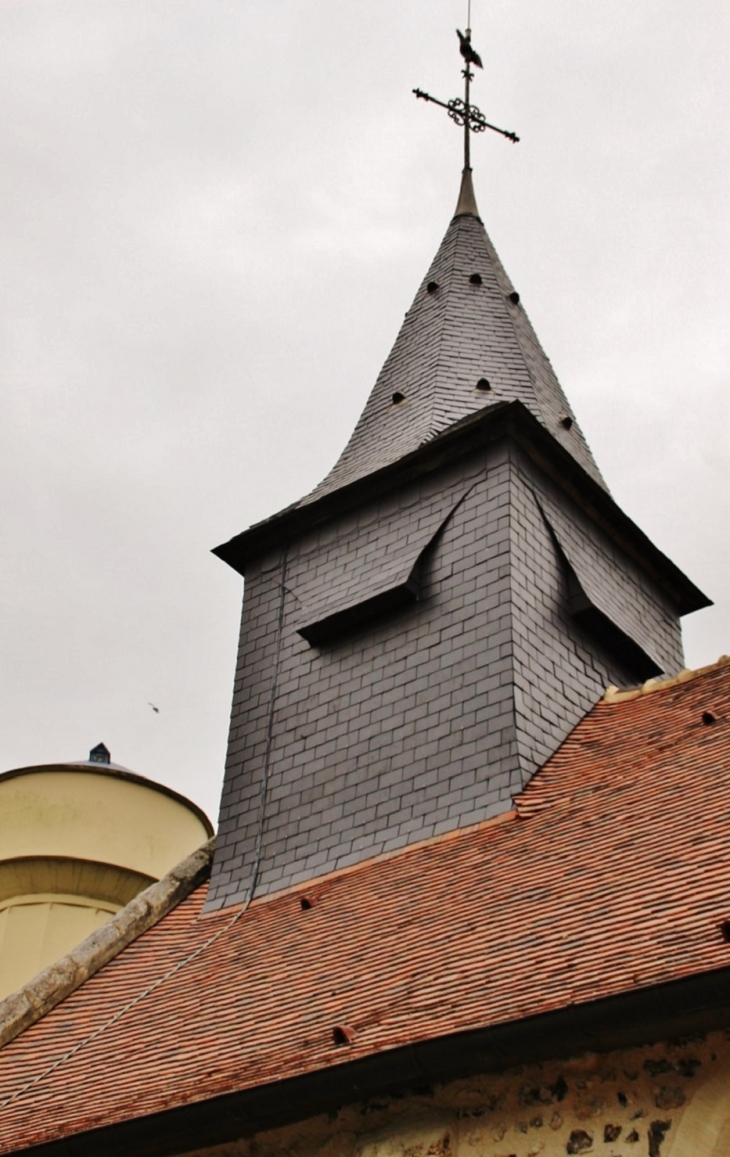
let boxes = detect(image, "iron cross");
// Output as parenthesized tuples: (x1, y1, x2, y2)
(413, 27, 519, 169)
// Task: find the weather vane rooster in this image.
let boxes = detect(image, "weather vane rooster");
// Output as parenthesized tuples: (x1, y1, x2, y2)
(413, 16, 519, 171)
(456, 28, 483, 69)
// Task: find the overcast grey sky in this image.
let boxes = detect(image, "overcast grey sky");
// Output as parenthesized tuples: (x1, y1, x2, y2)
(1, 0, 728, 824)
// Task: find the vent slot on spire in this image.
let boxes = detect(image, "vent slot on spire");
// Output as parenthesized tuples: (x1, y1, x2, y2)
(293, 482, 477, 647)
(536, 496, 666, 682)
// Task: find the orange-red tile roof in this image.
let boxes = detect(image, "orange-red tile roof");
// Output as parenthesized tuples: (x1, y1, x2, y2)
(2, 661, 730, 1152)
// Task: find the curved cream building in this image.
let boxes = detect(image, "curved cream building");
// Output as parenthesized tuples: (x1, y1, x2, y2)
(0, 744, 213, 999)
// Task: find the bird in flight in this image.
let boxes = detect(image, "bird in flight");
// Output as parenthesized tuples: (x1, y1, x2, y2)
(456, 29, 483, 69)
(148, 702, 160, 714)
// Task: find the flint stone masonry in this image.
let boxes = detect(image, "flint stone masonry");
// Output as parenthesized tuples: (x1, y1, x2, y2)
(186, 1030, 729, 1157)
(207, 438, 683, 910)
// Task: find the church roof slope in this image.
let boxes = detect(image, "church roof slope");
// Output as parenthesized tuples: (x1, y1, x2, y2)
(305, 175, 607, 504)
(2, 660, 730, 1153)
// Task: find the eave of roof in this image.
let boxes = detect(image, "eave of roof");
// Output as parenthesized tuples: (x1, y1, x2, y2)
(10, 966, 730, 1157)
(214, 398, 710, 616)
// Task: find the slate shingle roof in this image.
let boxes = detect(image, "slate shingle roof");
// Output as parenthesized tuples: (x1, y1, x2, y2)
(305, 176, 607, 503)
(1, 659, 730, 1153)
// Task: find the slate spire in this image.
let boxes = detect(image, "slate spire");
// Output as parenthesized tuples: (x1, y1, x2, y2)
(306, 169, 606, 505)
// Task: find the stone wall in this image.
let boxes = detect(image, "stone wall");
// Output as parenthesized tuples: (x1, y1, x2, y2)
(189, 1030, 730, 1157)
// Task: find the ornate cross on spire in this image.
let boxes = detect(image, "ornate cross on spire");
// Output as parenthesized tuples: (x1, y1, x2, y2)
(413, 22, 519, 171)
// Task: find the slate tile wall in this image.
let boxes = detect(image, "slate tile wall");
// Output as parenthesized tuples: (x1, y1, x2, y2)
(208, 445, 515, 909)
(507, 448, 684, 782)
(534, 478, 683, 676)
(206, 442, 685, 911)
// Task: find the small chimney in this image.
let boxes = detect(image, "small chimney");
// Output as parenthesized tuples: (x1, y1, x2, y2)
(89, 743, 111, 765)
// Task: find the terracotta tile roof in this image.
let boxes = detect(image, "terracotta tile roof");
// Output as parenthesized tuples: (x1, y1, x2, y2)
(2, 659, 730, 1152)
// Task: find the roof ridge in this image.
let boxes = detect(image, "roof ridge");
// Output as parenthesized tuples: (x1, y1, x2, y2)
(603, 654, 730, 703)
(0, 838, 215, 1051)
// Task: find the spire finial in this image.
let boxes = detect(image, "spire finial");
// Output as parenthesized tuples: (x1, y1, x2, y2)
(413, 10, 519, 208)
(454, 166, 480, 218)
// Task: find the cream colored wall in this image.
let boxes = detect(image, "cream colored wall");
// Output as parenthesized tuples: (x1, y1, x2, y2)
(0, 769, 209, 880)
(0, 895, 118, 998)
(192, 1030, 730, 1157)
(0, 765, 212, 1000)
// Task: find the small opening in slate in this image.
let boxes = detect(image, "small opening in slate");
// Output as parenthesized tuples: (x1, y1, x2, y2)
(507, 291, 520, 304)
(392, 391, 406, 405)
(560, 414, 573, 430)
(332, 1025, 354, 1046)
(703, 710, 717, 725)
(300, 895, 313, 911)
(476, 378, 491, 392)
(720, 919, 730, 943)
(469, 273, 482, 285)
(427, 281, 439, 294)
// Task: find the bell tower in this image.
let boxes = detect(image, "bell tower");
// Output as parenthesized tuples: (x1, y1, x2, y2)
(206, 30, 709, 911)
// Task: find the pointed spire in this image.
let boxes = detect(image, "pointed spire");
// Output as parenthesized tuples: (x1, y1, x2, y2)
(454, 167, 480, 218)
(304, 172, 606, 505)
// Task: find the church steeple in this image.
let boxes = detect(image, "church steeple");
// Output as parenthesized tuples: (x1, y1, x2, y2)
(305, 170, 606, 505)
(305, 25, 603, 504)
(207, 32, 709, 913)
